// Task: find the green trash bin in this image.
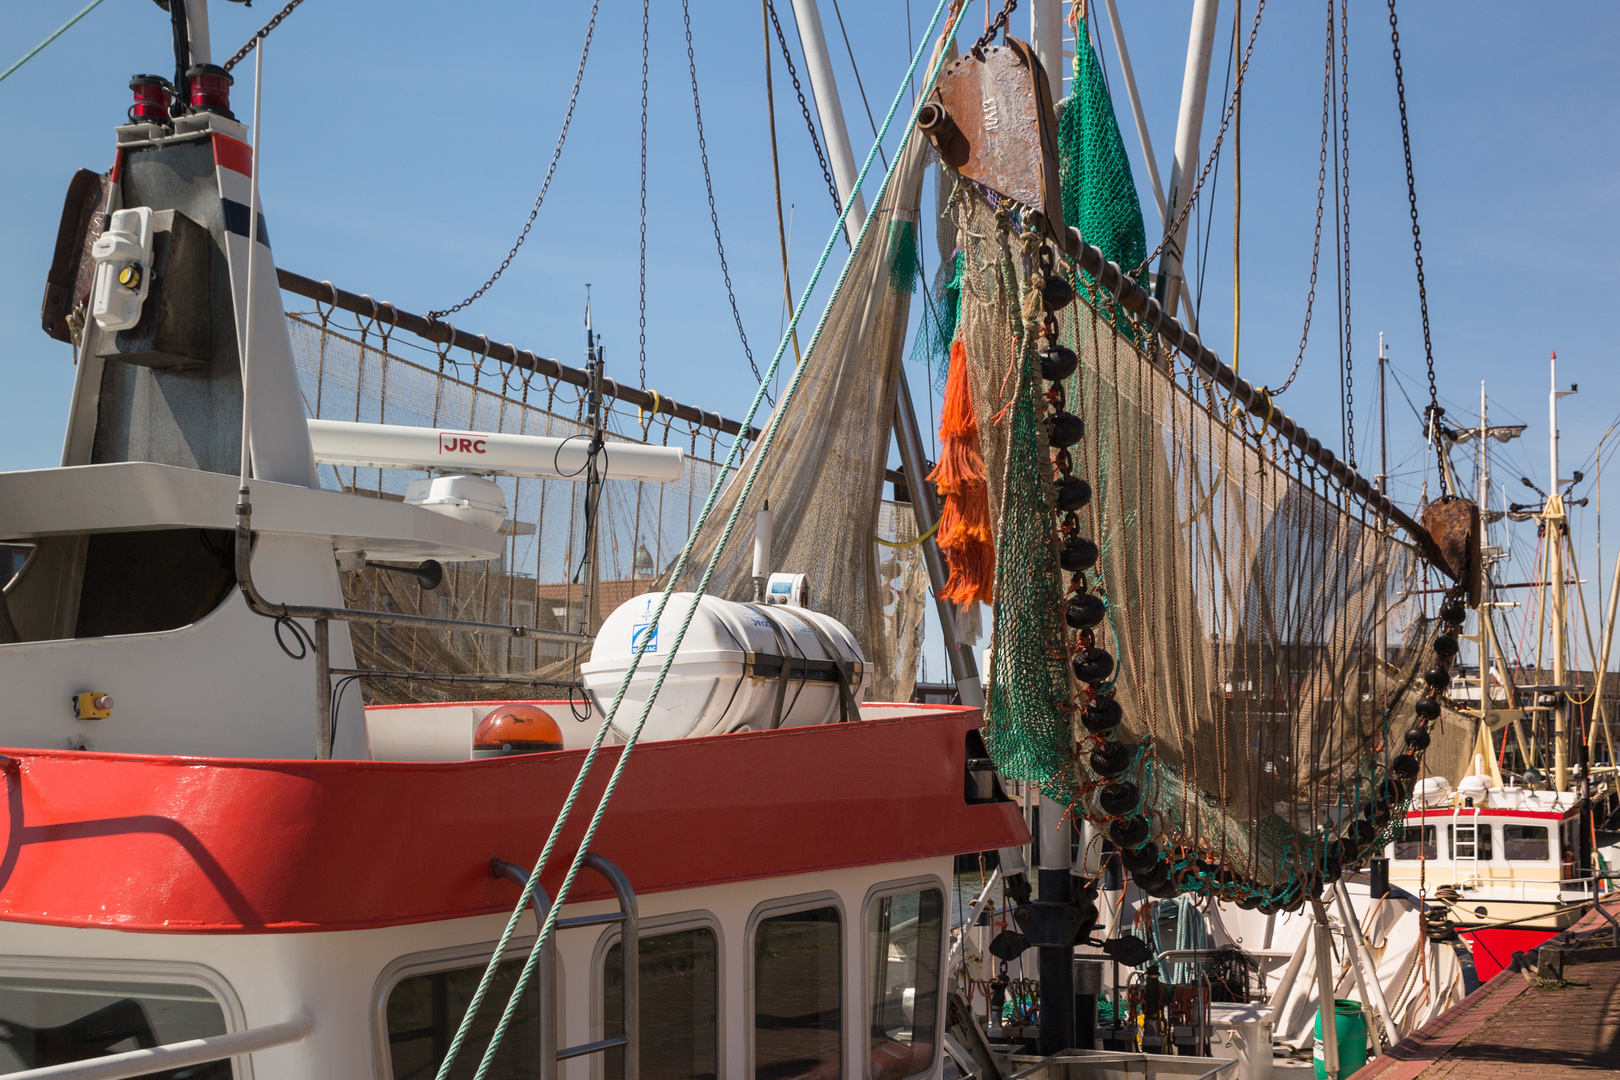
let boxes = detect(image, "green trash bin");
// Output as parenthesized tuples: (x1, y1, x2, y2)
(1313, 998, 1369, 1078)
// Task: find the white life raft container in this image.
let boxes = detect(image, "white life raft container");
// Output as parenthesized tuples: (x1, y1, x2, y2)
(580, 591, 869, 742)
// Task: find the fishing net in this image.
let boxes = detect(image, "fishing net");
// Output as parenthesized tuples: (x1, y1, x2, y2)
(665, 126, 934, 704)
(285, 313, 928, 705)
(949, 182, 1447, 894)
(1056, 17, 1147, 308)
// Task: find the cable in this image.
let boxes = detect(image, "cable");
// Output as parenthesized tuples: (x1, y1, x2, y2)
(828, 0, 889, 170)
(0, 0, 109, 86)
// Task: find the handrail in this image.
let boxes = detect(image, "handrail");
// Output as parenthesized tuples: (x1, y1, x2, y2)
(0, 1015, 312, 1080)
(493, 852, 638, 1080)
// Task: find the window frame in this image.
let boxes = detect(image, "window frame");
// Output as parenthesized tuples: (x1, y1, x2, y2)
(0, 954, 248, 1080)
(745, 891, 847, 1080)
(1391, 824, 1436, 861)
(1448, 822, 1494, 862)
(588, 909, 726, 1080)
(859, 876, 949, 1080)
(1502, 822, 1552, 862)
(369, 936, 562, 1080)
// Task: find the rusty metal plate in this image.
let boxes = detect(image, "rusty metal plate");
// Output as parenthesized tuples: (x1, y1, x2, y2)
(1421, 497, 1480, 604)
(926, 38, 1065, 236)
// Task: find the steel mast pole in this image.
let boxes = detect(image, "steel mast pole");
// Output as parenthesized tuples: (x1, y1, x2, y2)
(788, 0, 982, 705)
(1550, 353, 1578, 791)
(1155, 0, 1222, 323)
(1479, 383, 1492, 739)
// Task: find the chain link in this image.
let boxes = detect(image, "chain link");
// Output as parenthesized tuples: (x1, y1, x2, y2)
(683, 0, 769, 400)
(427, 0, 601, 322)
(222, 0, 305, 72)
(1388, 0, 1442, 485)
(766, 1, 844, 225)
(639, 0, 649, 390)
(1272, 0, 1333, 398)
(971, 0, 1019, 53)
(1339, 0, 1353, 465)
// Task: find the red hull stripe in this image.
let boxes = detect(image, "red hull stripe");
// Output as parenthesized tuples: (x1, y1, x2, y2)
(0, 709, 1025, 934)
(211, 132, 252, 177)
(1403, 807, 1571, 821)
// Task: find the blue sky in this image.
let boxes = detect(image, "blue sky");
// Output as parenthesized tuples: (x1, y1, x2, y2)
(2, 0, 1617, 681)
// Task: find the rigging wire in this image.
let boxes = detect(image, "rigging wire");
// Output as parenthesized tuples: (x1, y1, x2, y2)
(1191, 13, 1238, 325)
(763, 0, 803, 365)
(639, 0, 649, 390)
(427, 0, 601, 321)
(682, 0, 770, 402)
(828, 0, 889, 169)
(222, 0, 306, 72)
(767, 1, 846, 231)
(0, 0, 110, 86)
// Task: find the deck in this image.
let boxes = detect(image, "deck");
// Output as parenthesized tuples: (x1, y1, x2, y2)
(1350, 893, 1620, 1079)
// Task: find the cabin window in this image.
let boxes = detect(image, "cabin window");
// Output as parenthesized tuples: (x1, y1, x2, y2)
(867, 888, 944, 1080)
(0, 976, 228, 1076)
(386, 958, 540, 1080)
(1392, 825, 1436, 861)
(1503, 824, 1550, 861)
(754, 906, 842, 1080)
(602, 927, 720, 1080)
(1448, 823, 1493, 861)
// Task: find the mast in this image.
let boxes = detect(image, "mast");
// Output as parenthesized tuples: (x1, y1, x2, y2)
(1377, 334, 1388, 495)
(1549, 353, 1578, 791)
(788, 0, 983, 707)
(1155, 0, 1221, 323)
(1029, 0, 1065, 94)
(1478, 382, 1492, 738)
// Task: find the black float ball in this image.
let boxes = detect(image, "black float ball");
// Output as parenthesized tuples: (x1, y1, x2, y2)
(1349, 818, 1378, 845)
(1041, 274, 1077, 311)
(1098, 780, 1141, 816)
(1039, 345, 1079, 382)
(1090, 741, 1135, 779)
(1082, 696, 1123, 734)
(1391, 753, 1420, 780)
(1433, 634, 1460, 659)
(1238, 895, 1261, 911)
(1405, 727, 1432, 752)
(1056, 476, 1093, 511)
(1120, 841, 1160, 875)
(1047, 410, 1085, 447)
(1414, 695, 1441, 721)
(1109, 816, 1151, 848)
(1439, 596, 1466, 624)
(1376, 775, 1407, 805)
(1060, 536, 1101, 573)
(1072, 647, 1115, 684)
(1066, 592, 1106, 630)
(1423, 666, 1452, 691)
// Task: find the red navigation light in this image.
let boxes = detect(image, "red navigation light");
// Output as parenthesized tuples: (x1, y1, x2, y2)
(186, 64, 235, 119)
(128, 75, 172, 125)
(473, 704, 564, 758)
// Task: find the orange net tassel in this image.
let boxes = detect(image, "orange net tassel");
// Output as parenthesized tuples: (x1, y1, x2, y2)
(928, 340, 994, 607)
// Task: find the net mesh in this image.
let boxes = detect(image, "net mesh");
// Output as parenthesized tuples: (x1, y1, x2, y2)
(666, 127, 934, 700)
(950, 183, 1458, 893)
(286, 314, 927, 705)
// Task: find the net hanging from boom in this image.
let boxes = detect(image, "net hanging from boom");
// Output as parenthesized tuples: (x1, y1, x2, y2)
(947, 180, 1469, 902)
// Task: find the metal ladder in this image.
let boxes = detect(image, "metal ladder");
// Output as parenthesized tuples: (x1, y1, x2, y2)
(1450, 804, 1482, 889)
(493, 853, 639, 1080)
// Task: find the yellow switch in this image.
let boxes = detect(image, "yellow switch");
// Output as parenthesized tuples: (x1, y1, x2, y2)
(71, 692, 113, 719)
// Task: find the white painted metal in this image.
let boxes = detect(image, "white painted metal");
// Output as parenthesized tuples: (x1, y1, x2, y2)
(1099, 0, 1165, 222)
(2, 1016, 312, 1080)
(0, 462, 503, 563)
(306, 419, 686, 484)
(239, 38, 265, 490)
(787, 0, 868, 242)
(1030, 0, 1065, 92)
(1310, 909, 1339, 1079)
(1159, 0, 1222, 321)
(2, 856, 956, 1080)
(89, 208, 154, 331)
(185, 0, 211, 66)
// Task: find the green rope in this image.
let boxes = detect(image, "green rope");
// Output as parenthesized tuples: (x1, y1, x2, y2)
(0, 0, 110, 86)
(887, 218, 920, 295)
(436, 5, 968, 1077)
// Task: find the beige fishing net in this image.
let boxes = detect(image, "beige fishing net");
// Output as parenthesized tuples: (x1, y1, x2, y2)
(949, 181, 1451, 893)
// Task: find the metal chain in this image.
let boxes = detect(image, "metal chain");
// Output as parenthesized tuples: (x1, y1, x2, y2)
(682, 0, 770, 400)
(1387, 0, 1439, 429)
(766, 1, 843, 225)
(427, 0, 602, 321)
(971, 0, 1019, 53)
(639, 0, 649, 390)
(1339, 0, 1353, 465)
(1272, 0, 1333, 398)
(222, 0, 305, 72)
(1134, 0, 1267, 281)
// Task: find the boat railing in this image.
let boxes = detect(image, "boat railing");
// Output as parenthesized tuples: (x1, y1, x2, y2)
(0, 1014, 312, 1080)
(493, 852, 639, 1080)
